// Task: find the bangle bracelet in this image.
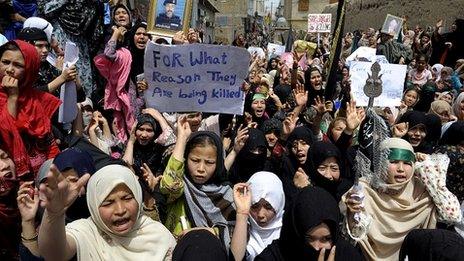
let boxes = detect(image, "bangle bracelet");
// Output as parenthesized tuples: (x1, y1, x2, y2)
(236, 211, 249, 216)
(21, 232, 38, 242)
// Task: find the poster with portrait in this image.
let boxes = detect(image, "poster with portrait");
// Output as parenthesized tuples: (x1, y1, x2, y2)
(381, 14, 404, 39)
(147, 0, 192, 37)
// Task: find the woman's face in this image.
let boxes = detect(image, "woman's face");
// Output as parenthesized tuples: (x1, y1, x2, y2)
(330, 120, 346, 142)
(99, 184, 138, 235)
(403, 90, 418, 107)
(265, 132, 278, 148)
(270, 59, 278, 69)
(114, 7, 130, 27)
(341, 67, 349, 78)
(187, 144, 217, 184)
(186, 112, 202, 132)
(134, 27, 149, 50)
(0, 149, 16, 196)
(291, 139, 310, 165)
(250, 198, 276, 227)
(438, 93, 453, 104)
(0, 50, 25, 82)
(306, 223, 333, 251)
(420, 35, 430, 45)
(135, 123, 155, 145)
(33, 40, 50, 62)
(317, 157, 340, 181)
(387, 160, 413, 184)
(407, 124, 426, 147)
(436, 109, 451, 123)
(251, 99, 266, 117)
(310, 70, 322, 90)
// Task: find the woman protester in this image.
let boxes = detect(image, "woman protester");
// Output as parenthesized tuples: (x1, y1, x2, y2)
(342, 138, 461, 261)
(38, 164, 176, 261)
(0, 40, 61, 180)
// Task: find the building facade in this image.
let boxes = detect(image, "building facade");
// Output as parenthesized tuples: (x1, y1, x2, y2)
(283, 0, 332, 31)
(213, 0, 248, 44)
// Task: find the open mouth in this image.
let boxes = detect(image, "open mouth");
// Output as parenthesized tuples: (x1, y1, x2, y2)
(409, 137, 421, 146)
(112, 217, 131, 232)
(255, 109, 264, 116)
(394, 175, 407, 183)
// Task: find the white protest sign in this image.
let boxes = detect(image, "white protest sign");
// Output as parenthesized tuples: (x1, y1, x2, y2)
(144, 42, 250, 114)
(247, 46, 265, 59)
(58, 41, 79, 124)
(307, 13, 332, 33)
(267, 43, 285, 57)
(350, 61, 407, 107)
(346, 46, 377, 66)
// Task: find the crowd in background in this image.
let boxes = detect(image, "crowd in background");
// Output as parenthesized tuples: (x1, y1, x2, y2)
(1, 0, 464, 260)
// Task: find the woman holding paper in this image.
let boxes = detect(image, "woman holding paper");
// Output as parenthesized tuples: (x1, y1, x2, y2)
(0, 40, 61, 181)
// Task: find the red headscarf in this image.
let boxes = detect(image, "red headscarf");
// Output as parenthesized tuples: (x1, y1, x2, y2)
(0, 40, 61, 179)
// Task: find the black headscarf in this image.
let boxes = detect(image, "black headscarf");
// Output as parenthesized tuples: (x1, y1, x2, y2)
(304, 67, 325, 106)
(112, 4, 132, 29)
(172, 229, 228, 261)
(440, 121, 464, 145)
(184, 131, 227, 185)
(133, 113, 163, 174)
(309, 141, 352, 202)
(399, 229, 464, 261)
(128, 20, 150, 86)
(397, 111, 441, 153)
(258, 187, 362, 261)
(286, 126, 315, 173)
(229, 128, 267, 183)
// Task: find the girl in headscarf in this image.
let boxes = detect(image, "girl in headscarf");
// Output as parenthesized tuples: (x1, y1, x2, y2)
(342, 138, 461, 261)
(229, 128, 268, 183)
(127, 20, 150, 116)
(256, 187, 363, 261)
(396, 110, 441, 153)
(308, 141, 353, 202)
(431, 63, 444, 82)
(94, 4, 135, 142)
(428, 100, 453, 124)
(435, 121, 464, 203)
(38, 164, 176, 261)
(160, 116, 235, 249)
(279, 126, 315, 201)
(304, 66, 325, 106)
(0, 40, 61, 181)
(231, 171, 285, 260)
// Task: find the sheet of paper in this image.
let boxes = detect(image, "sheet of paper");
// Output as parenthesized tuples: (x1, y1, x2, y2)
(58, 41, 79, 124)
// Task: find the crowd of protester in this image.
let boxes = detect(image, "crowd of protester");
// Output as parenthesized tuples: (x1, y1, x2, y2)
(1, 1, 464, 260)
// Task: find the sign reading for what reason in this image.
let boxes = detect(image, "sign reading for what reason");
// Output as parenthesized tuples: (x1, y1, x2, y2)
(144, 42, 250, 114)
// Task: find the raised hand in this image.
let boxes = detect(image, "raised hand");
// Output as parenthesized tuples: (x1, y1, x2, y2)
(39, 165, 90, 216)
(392, 122, 409, 138)
(127, 120, 138, 143)
(60, 64, 77, 82)
(141, 163, 162, 192)
(312, 96, 328, 115)
(233, 183, 251, 215)
(17, 181, 39, 222)
(177, 115, 192, 141)
(282, 112, 297, 138)
(318, 246, 336, 261)
(293, 167, 310, 189)
(293, 83, 308, 107)
(233, 125, 249, 153)
(345, 100, 364, 134)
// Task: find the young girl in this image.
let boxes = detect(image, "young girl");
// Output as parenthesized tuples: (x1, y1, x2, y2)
(342, 138, 461, 261)
(231, 171, 285, 260)
(408, 55, 432, 87)
(160, 116, 235, 247)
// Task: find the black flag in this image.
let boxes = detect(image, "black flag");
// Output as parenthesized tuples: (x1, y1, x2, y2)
(324, 0, 346, 100)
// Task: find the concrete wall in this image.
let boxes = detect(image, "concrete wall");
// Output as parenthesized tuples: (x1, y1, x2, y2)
(324, 0, 464, 33)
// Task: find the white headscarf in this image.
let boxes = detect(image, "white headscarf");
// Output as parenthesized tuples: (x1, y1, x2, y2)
(23, 17, 54, 43)
(432, 64, 444, 81)
(66, 165, 176, 260)
(246, 171, 285, 260)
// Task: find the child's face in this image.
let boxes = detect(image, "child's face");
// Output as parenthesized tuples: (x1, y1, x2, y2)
(250, 198, 276, 227)
(187, 145, 217, 184)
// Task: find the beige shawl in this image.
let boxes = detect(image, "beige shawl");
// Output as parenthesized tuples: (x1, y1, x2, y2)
(355, 177, 437, 261)
(66, 165, 176, 260)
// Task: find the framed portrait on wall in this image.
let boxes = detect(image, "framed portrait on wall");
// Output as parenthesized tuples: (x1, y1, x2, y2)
(147, 0, 192, 37)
